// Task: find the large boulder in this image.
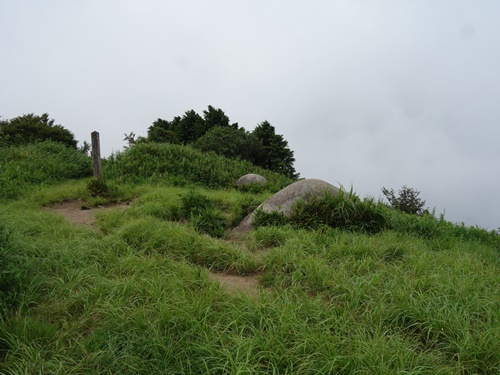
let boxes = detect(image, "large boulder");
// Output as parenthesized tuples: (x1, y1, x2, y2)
(234, 178, 340, 232)
(236, 173, 268, 187)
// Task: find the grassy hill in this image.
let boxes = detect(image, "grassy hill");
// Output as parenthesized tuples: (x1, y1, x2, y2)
(1, 142, 499, 374)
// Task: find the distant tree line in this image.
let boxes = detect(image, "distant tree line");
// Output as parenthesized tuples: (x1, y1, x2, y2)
(147, 105, 298, 178)
(0, 113, 78, 149)
(1, 107, 298, 179)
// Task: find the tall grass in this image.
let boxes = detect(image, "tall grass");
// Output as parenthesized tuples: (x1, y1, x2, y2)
(104, 142, 293, 190)
(1, 143, 499, 374)
(1, 183, 499, 374)
(252, 188, 388, 234)
(388, 209, 500, 249)
(0, 142, 92, 200)
(253, 187, 499, 250)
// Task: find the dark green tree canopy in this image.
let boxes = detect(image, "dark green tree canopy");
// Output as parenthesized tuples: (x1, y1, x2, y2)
(194, 126, 264, 164)
(203, 105, 238, 129)
(252, 121, 297, 179)
(148, 118, 179, 144)
(146, 106, 298, 178)
(0, 113, 78, 149)
(148, 106, 237, 145)
(178, 110, 206, 144)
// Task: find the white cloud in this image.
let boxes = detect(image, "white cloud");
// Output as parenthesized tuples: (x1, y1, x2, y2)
(1, 0, 499, 229)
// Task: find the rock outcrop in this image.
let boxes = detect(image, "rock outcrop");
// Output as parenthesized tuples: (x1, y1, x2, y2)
(234, 178, 339, 232)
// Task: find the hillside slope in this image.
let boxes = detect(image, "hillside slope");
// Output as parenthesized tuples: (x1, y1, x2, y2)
(1, 142, 499, 374)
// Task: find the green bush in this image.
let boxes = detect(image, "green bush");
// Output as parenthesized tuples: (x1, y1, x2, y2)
(189, 210, 226, 238)
(382, 185, 427, 215)
(86, 178, 118, 199)
(253, 189, 388, 234)
(179, 190, 214, 217)
(179, 190, 227, 238)
(290, 189, 388, 234)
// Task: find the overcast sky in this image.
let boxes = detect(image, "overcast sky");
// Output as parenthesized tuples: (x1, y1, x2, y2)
(1, 0, 499, 230)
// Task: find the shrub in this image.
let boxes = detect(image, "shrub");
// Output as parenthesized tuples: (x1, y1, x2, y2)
(179, 190, 227, 238)
(85, 178, 121, 206)
(0, 113, 78, 149)
(251, 189, 388, 234)
(86, 178, 119, 198)
(382, 185, 427, 215)
(179, 190, 214, 217)
(290, 189, 388, 234)
(189, 210, 226, 238)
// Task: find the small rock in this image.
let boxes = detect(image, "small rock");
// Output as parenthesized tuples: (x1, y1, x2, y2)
(236, 174, 268, 187)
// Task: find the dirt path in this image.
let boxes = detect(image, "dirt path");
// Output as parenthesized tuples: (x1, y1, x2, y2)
(44, 201, 262, 297)
(43, 201, 130, 230)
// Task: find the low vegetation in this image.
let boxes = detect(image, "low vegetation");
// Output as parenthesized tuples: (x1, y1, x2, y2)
(0, 141, 92, 200)
(1, 140, 499, 374)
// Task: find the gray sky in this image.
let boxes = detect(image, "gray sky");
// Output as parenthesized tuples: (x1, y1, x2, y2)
(1, 0, 499, 230)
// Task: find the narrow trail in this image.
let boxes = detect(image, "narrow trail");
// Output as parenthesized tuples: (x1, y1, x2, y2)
(44, 201, 262, 297)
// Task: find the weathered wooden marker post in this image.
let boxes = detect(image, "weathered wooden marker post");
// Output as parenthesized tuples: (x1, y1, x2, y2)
(91, 131, 103, 179)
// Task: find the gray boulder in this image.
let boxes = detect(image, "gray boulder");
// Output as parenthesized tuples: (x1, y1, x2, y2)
(234, 178, 340, 232)
(236, 174, 268, 187)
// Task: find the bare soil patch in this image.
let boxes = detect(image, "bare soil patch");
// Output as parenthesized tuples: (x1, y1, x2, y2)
(208, 272, 261, 297)
(44, 201, 130, 230)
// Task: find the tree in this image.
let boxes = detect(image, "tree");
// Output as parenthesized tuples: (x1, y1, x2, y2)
(147, 111, 205, 145)
(252, 121, 298, 178)
(194, 126, 264, 163)
(381, 185, 427, 215)
(177, 110, 206, 144)
(202, 105, 238, 130)
(145, 108, 299, 178)
(147, 106, 239, 145)
(147, 118, 180, 144)
(78, 141, 91, 156)
(0, 113, 78, 149)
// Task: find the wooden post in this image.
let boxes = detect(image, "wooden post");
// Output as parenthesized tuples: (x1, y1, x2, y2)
(91, 131, 103, 179)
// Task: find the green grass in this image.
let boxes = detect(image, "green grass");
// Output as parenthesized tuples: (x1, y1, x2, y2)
(104, 142, 293, 191)
(0, 141, 92, 200)
(1, 142, 499, 374)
